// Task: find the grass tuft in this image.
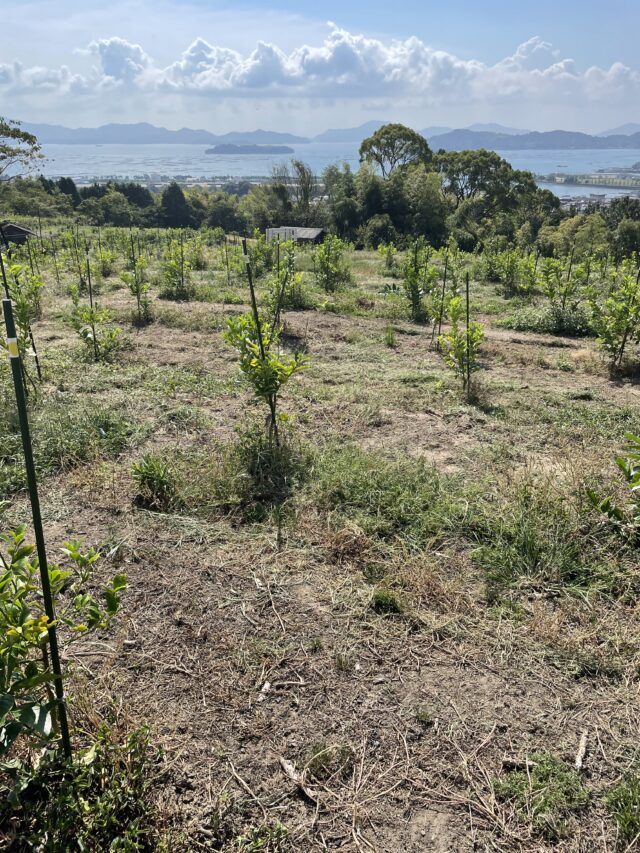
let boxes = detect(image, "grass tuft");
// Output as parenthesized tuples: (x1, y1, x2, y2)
(495, 753, 588, 840)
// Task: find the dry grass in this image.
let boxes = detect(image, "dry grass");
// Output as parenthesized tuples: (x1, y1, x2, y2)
(2, 242, 640, 850)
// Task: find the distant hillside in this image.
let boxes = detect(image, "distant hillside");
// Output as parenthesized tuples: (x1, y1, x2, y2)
(21, 122, 310, 145)
(22, 122, 217, 144)
(465, 123, 530, 135)
(597, 123, 640, 137)
(421, 126, 453, 138)
(431, 128, 640, 151)
(20, 119, 640, 150)
(313, 121, 388, 143)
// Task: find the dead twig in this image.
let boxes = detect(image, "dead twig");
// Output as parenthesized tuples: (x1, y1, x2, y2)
(575, 729, 588, 771)
(228, 760, 268, 820)
(279, 757, 319, 803)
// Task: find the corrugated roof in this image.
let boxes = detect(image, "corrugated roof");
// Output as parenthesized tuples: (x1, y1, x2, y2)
(294, 228, 324, 239)
(1, 221, 36, 237)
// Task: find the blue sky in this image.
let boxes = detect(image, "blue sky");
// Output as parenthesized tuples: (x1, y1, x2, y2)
(231, 0, 640, 68)
(2, 0, 639, 134)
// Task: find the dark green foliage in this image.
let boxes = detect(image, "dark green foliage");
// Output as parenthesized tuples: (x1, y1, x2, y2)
(314, 235, 352, 293)
(371, 587, 403, 614)
(1, 724, 162, 851)
(499, 305, 592, 337)
(159, 237, 194, 301)
(160, 181, 192, 228)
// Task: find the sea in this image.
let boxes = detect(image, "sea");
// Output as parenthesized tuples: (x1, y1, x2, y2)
(35, 143, 640, 198)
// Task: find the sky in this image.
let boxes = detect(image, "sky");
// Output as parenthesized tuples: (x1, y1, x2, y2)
(2, 0, 640, 135)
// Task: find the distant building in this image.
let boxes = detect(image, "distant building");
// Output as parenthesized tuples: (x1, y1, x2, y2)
(266, 226, 326, 245)
(0, 221, 36, 248)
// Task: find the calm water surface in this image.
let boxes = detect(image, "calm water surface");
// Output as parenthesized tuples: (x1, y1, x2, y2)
(36, 143, 640, 198)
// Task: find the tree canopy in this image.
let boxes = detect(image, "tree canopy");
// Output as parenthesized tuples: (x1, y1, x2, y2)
(0, 117, 42, 178)
(359, 123, 432, 178)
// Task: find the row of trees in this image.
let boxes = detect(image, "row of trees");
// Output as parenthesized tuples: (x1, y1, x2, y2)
(2, 119, 640, 259)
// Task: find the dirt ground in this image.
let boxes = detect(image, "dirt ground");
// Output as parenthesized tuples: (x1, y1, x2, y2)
(4, 253, 640, 852)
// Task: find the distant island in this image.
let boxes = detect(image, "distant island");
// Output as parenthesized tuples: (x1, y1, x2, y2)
(431, 129, 640, 151)
(206, 144, 294, 155)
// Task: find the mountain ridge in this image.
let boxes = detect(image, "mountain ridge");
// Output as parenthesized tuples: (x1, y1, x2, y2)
(18, 120, 640, 150)
(21, 121, 311, 145)
(431, 128, 640, 151)
(597, 123, 640, 137)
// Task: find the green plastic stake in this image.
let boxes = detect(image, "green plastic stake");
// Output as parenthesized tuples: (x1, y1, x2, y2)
(2, 297, 72, 760)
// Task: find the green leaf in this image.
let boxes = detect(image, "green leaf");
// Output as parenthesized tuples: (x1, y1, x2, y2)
(111, 573, 127, 592)
(0, 694, 15, 719)
(0, 721, 23, 754)
(15, 703, 53, 737)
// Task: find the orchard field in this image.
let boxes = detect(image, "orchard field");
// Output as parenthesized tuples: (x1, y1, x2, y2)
(1, 223, 640, 852)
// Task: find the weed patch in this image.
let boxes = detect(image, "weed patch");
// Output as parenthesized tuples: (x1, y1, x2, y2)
(495, 753, 588, 840)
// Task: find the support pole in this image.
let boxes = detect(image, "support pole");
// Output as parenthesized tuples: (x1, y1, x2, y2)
(2, 298, 72, 760)
(465, 272, 471, 398)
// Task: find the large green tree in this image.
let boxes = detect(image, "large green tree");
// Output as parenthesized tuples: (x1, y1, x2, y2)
(359, 123, 431, 179)
(160, 181, 192, 228)
(0, 118, 42, 178)
(436, 149, 537, 213)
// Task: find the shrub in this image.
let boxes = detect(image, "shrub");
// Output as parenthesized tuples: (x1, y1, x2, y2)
(247, 229, 274, 278)
(587, 262, 640, 367)
(499, 305, 592, 337)
(402, 239, 438, 324)
(588, 432, 640, 541)
(159, 237, 194, 301)
(314, 235, 351, 293)
(121, 255, 152, 326)
(438, 294, 484, 394)
(377, 242, 398, 274)
(69, 283, 122, 362)
(131, 454, 179, 512)
(1, 723, 162, 850)
(267, 241, 309, 323)
(0, 526, 126, 780)
(224, 313, 307, 446)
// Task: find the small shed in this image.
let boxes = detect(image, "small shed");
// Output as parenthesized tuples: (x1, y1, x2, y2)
(0, 221, 36, 248)
(266, 226, 326, 245)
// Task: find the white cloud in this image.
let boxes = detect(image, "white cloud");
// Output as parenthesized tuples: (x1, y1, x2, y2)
(0, 61, 87, 95)
(1, 25, 639, 120)
(86, 37, 152, 83)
